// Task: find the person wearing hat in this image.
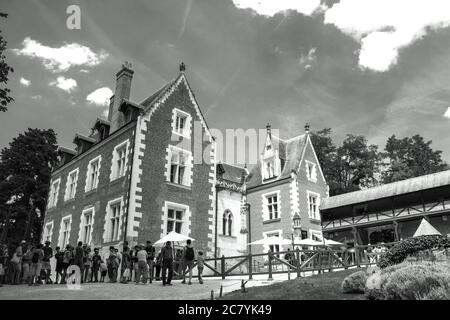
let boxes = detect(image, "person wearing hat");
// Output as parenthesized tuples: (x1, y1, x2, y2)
(61, 245, 73, 284)
(42, 241, 53, 284)
(54, 246, 64, 284)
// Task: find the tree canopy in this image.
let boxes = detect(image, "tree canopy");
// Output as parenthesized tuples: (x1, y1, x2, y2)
(0, 12, 14, 112)
(0, 128, 59, 245)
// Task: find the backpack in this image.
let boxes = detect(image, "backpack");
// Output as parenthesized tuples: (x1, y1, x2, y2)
(185, 246, 194, 261)
(32, 251, 40, 263)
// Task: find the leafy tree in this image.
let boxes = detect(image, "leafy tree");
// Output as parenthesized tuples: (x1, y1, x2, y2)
(0, 129, 59, 245)
(382, 134, 448, 183)
(0, 12, 14, 112)
(311, 130, 380, 196)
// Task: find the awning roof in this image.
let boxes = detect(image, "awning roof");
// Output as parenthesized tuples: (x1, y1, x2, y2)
(321, 170, 450, 210)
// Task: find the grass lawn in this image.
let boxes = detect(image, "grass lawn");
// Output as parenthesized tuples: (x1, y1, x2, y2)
(221, 268, 367, 300)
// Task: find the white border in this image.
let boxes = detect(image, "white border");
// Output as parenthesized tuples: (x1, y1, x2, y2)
(85, 155, 102, 192)
(64, 168, 79, 201)
(42, 220, 54, 243)
(48, 177, 61, 208)
(78, 206, 95, 245)
(103, 196, 125, 243)
(110, 139, 130, 182)
(306, 190, 321, 220)
(261, 190, 281, 221)
(58, 214, 72, 248)
(160, 201, 192, 238)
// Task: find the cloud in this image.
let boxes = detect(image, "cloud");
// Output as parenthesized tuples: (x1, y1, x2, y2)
(49, 76, 77, 93)
(324, 0, 450, 72)
(20, 77, 31, 87)
(444, 107, 450, 119)
(86, 87, 113, 106)
(232, 0, 322, 16)
(13, 37, 109, 72)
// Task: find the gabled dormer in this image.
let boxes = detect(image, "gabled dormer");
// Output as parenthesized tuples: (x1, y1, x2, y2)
(261, 124, 282, 181)
(92, 118, 111, 142)
(119, 99, 144, 124)
(57, 146, 77, 167)
(73, 133, 96, 155)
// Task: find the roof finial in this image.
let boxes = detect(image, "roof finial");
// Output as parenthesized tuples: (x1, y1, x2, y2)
(179, 62, 186, 72)
(266, 123, 271, 136)
(305, 122, 310, 134)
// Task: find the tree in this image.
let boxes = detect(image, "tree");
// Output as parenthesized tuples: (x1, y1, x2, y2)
(0, 128, 59, 245)
(382, 134, 448, 184)
(0, 12, 14, 112)
(311, 130, 380, 196)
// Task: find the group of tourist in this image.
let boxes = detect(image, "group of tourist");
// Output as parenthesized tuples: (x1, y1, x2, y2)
(0, 239, 205, 287)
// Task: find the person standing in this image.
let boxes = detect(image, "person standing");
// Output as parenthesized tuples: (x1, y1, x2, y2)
(174, 249, 182, 277)
(61, 245, 73, 284)
(181, 239, 195, 285)
(120, 246, 131, 284)
(74, 242, 85, 283)
(10, 241, 24, 284)
(29, 244, 44, 286)
(135, 245, 148, 284)
(197, 251, 205, 284)
(130, 245, 139, 282)
(160, 241, 174, 286)
(0, 245, 8, 286)
(42, 241, 53, 284)
(54, 246, 64, 284)
(145, 241, 155, 284)
(107, 246, 119, 282)
(91, 248, 102, 282)
(154, 252, 162, 281)
(83, 247, 93, 283)
(21, 244, 33, 284)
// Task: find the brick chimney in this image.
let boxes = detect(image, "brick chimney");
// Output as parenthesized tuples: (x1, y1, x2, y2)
(110, 62, 134, 132)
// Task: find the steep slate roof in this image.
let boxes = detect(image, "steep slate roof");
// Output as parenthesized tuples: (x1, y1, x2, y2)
(246, 134, 307, 189)
(218, 163, 247, 185)
(321, 169, 450, 210)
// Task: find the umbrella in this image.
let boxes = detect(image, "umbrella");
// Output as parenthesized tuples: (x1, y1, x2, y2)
(249, 237, 292, 246)
(413, 218, 441, 237)
(293, 238, 325, 246)
(316, 236, 344, 246)
(154, 231, 195, 245)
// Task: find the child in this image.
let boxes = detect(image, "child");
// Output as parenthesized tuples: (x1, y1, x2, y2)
(100, 262, 107, 282)
(197, 251, 204, 284)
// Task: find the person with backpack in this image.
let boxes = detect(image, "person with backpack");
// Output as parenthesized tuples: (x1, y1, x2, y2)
(61, 245, 73, 284)
(181, 239, 195, 285)
(145, 241, 155, 283)
(54, 246, 64, 284)
(42, 241, 53, 284)
(10, 241, 24, 285)
(29, 244, 44, 286)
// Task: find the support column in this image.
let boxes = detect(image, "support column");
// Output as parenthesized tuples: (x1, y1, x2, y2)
(393, 220, 399, 242)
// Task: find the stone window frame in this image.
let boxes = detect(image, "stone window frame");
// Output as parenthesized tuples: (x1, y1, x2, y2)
(58, 214, 72, 248)
(307, 190, 321, 221)
(48, 177, 61, 208)
(79, 206, 95, 245)
(85, 155, 102, 192)
(110, 139, 130, 182)
(171, 108, 192, 139)
(64, 168, 79, 201)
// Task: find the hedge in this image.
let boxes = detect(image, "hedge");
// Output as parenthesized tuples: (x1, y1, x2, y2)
(377, 235, 448, 268)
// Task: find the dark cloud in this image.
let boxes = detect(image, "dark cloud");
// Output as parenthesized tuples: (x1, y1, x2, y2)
(1, 0, 450, 162)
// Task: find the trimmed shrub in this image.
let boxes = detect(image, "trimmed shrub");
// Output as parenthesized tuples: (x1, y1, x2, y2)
(341, 271, 368, 294)
(365, 260, 450, 300)
(377, 235, 448, 268)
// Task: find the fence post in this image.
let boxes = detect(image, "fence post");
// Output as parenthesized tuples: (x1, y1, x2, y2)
(268, 251, 273, 281)
(219, 285, 223, 297)
(210, 290, 214, 300)
(221, 255, 226, 280)
(296, 248, 301, 278)
(248, 253, 253, 280)
(355, 245, 361, 268)
(328, 251, 332, 272)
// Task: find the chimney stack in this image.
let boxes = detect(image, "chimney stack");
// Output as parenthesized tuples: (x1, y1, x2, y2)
(110, 62, 134, 132)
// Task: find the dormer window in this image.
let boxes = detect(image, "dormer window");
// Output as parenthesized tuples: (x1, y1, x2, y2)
(266, 160, 275, 179)
(305, 160, 317, 182)
(172, 108, 191, 138)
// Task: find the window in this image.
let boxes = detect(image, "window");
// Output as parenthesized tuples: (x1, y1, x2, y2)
(265, 160, 275, 179)
(168, 147, 191, 186)
(80, 209, 94, 245)
(48, 178, 61, 208)
(167, 208, 183, 233)
(43, 221, 53, 243)
(59, 216, 72, 248)
(65, 169, 78, 201)
(265, 231, 281, 258)
(108, 202, 121, 242)
(305, 161, 317, 182)
(222, 210, 233, 236)
(307, 192, 320, 220)
(301, 230, 308, 239)
(86, 156, 101, 192)
(111, 141, 129, 181)
(267, 194, 279, 220)
(311, 231, 322, 242)
(172, 108, 191, 137)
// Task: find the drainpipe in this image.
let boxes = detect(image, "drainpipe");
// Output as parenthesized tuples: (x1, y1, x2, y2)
(214, 184, 218, 269)
(123, 118, 138, 247)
